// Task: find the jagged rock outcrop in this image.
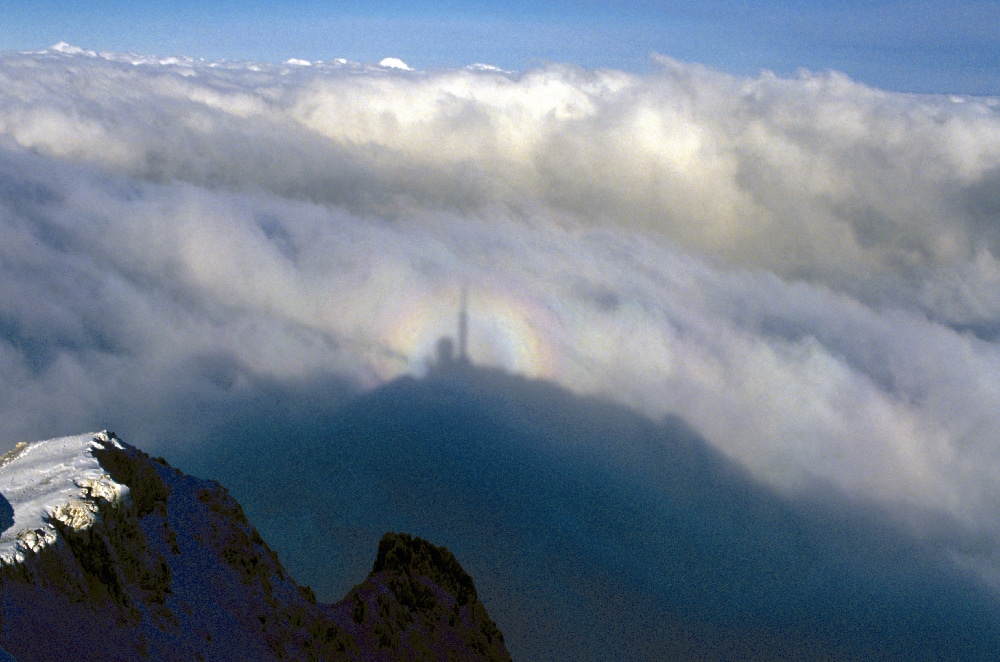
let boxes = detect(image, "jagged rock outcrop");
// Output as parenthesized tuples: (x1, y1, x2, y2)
(0, 432, 509, 661)
(327, 533, 510, 662)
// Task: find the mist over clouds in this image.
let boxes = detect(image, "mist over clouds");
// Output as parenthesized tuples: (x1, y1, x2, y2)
(4, 46, 1000, 652)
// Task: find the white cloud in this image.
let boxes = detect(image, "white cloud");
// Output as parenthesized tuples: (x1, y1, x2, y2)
(3, 46, 1000, 586)
(378, 57, 412, 71)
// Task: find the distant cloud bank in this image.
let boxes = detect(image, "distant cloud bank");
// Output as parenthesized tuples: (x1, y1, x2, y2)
(3, 46, 1000, 587)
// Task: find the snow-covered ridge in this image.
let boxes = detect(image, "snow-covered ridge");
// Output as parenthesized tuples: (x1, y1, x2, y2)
(0, 431, 511, 660)
(0, 432, 128, 564)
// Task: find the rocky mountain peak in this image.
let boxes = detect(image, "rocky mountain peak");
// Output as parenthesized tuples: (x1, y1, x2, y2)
(372, 532, 479, 606)
(329, 532, 510, 661)
(0, 432, 510, 661)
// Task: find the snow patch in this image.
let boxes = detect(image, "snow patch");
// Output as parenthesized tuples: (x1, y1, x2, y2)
(0, 432, 128, 565)
(50, 499, 99, 531)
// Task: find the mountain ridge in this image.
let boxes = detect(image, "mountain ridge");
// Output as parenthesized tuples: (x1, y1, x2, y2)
(0, 431, 510, 661)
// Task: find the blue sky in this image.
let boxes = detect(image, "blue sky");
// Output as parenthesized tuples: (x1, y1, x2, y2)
(2, 1, 999, 94)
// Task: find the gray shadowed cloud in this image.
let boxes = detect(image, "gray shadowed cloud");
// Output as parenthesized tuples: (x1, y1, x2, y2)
(3, 45, 1000, 655)
(165, 363, 1000, 660)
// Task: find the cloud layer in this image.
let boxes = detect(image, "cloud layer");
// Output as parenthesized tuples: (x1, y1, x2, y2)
(3, 46, 1000, 597)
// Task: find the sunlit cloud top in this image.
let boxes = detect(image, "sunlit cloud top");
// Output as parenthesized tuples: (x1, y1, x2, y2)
(2, 44, 1000, 592)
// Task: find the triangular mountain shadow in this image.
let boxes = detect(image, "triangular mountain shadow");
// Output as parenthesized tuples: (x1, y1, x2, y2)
(164, 353, 1000, 661)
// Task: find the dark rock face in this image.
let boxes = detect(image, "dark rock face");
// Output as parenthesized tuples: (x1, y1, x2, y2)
(0, 434, 509, 661)
(326, 533, 511, 662)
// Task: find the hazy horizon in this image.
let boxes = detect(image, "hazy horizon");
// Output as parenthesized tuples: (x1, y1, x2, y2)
(3, 2, 999, 95)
